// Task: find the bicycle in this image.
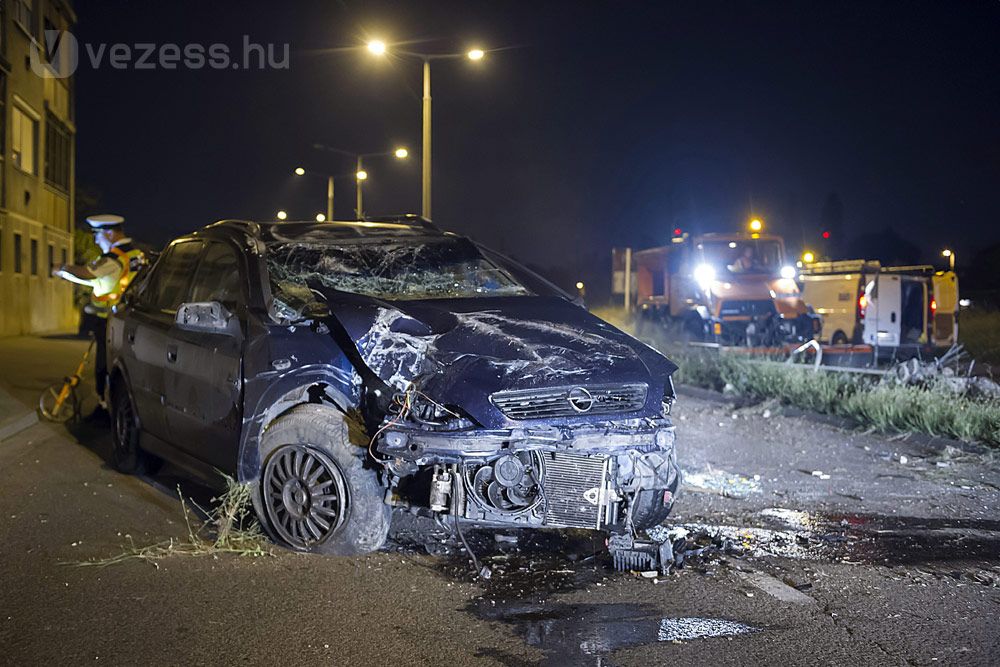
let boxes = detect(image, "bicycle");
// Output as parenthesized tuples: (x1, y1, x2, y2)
(38, 335, 95, 423)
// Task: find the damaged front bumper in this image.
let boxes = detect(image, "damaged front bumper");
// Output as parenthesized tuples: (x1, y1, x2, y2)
(376, 417, 678, 532)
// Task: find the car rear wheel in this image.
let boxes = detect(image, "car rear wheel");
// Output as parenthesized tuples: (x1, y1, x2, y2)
(256, 405, 390, 555)
(110, 380, 162, 475)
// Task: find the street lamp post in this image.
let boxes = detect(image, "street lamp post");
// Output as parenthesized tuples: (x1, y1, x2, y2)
(367, 42, 486, 220)
(304, 145, 407, 219)
(942, 248, 955, 271)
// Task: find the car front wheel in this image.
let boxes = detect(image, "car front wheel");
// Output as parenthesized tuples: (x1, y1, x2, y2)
(256, 405, 391, 556)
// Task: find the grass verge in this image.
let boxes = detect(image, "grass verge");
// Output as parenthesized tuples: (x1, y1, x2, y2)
(665, 343, 1000, 447)
(77, 476, 272, 567)
(590, 306, 1000, 448)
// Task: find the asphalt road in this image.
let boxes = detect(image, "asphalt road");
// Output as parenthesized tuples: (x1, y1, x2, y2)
(1, 335, 998, 666)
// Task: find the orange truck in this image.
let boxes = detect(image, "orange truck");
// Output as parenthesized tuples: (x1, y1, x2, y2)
(620, 221, 821, 345)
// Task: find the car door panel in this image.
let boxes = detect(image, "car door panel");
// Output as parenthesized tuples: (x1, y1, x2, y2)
(162, 241, 247, 473)
(164, 323, 243, 472)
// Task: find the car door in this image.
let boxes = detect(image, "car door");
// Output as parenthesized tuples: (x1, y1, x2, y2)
(126, 240, 203, 441)
(932, 272, 959, 347)
(863, 274, 902, 347)
(163, 241, 246, 473)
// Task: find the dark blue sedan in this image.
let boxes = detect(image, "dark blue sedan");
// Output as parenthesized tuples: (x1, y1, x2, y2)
(107, 217, 679, 555)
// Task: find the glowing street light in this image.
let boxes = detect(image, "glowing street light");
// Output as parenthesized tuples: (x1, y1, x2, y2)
(367, 39, 487, 219)
(315, 213, 327, 222)
(294, 167, 334, 221)
(276, 210, 288, 221)
(942, 248, 955, 271)
(802, 251, 816, 264)
(310, 143, 410, 219)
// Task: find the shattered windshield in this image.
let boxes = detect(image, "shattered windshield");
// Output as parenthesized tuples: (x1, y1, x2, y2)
(697, 240, 784, 274)
(266, 236, 532, 305)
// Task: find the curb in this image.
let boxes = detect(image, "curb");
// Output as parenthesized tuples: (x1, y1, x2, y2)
(0, 385, 38, 442)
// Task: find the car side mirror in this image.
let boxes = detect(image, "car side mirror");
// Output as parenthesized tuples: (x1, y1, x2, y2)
(175, 301, 234, 333)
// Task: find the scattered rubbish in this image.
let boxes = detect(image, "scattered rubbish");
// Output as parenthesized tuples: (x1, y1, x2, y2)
(899, 456, 908, 464)
(656, 617, 759, 642)
(736, 570, 815, 604)
(810, 470, 832, 480)
(888, 345, 1000, 399)
(684, 467, 763, 498)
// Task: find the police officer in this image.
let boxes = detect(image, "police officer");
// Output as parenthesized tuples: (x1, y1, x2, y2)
(52, 214, 147, 413)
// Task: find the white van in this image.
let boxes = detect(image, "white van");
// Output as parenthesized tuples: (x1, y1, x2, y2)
(800, 260, 958, 354)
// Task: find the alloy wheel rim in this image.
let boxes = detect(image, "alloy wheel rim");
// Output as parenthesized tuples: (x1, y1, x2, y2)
(263, 445, 347, 548)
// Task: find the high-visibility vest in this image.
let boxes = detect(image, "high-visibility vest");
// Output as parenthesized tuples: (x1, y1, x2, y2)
(90, 243, 147, 318)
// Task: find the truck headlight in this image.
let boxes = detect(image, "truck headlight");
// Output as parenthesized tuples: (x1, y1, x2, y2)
(693, 264, 716, 290)
(780, 265, 797, 279)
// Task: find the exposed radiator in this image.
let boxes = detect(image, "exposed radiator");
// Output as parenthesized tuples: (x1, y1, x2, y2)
(542, 452, 610, 529)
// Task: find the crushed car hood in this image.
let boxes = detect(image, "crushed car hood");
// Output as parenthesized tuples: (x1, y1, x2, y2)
(321, 292, 677, 428)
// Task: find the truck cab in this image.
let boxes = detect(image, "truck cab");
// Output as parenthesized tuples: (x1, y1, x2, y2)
(632, 227, 820, 345)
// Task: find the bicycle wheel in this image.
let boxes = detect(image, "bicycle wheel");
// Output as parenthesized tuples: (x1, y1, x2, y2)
(39, 382, 78, 423)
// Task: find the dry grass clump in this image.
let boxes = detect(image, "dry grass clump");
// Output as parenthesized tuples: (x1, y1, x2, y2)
(78, 476, 271, 567)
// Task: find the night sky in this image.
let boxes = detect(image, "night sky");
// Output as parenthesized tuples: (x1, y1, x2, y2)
(75, 1, 1000, 292)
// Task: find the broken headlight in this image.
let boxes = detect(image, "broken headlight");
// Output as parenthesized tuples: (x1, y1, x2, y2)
(405, 392, 477, 431)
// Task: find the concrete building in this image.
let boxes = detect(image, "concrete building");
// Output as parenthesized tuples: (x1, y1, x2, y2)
(0, 0, 76, 336)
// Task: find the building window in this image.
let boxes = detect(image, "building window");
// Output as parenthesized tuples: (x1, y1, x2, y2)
(45, 112, 71, 191)
(30, 238, 38, 275)
(48, 243, 54, 277)
(14, 233, 22, 273)
(61, 247, 67, 267)
(13, 0, 33, 36)
(12, 105, 38, 174)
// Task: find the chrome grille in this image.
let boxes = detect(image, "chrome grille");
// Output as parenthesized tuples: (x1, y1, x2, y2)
(491, 383, 648, 420)
(543, 452, 609, 529)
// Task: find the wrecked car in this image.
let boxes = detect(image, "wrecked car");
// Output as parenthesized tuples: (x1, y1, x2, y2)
(106, 217, 680, 555)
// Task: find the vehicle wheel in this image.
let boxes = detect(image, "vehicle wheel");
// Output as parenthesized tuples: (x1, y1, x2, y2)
(630, 486, 677, 530)
(110, 381, 162, 475)
(256, 405, 390, 556)
(831, 331, 849, 345)
(682, 314, 707, 342)
(38, 382, 78, 423)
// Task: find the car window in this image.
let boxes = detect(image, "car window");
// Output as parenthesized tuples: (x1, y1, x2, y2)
(189, 242, 244, 307)
(145, 241, 203, 313)
(266, 237, 531, 303)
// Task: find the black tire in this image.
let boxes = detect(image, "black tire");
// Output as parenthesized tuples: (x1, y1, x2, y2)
(831, 330, 849, 345)
(682, 313, 707, 342)
(255, 405, 390, 556)
(110, 380, 162, 475)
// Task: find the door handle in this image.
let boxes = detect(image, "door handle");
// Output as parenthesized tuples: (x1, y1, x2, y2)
(891, 313, 897, 323)
(127, 328, 135, 344)
(167, 345, 178, 363)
